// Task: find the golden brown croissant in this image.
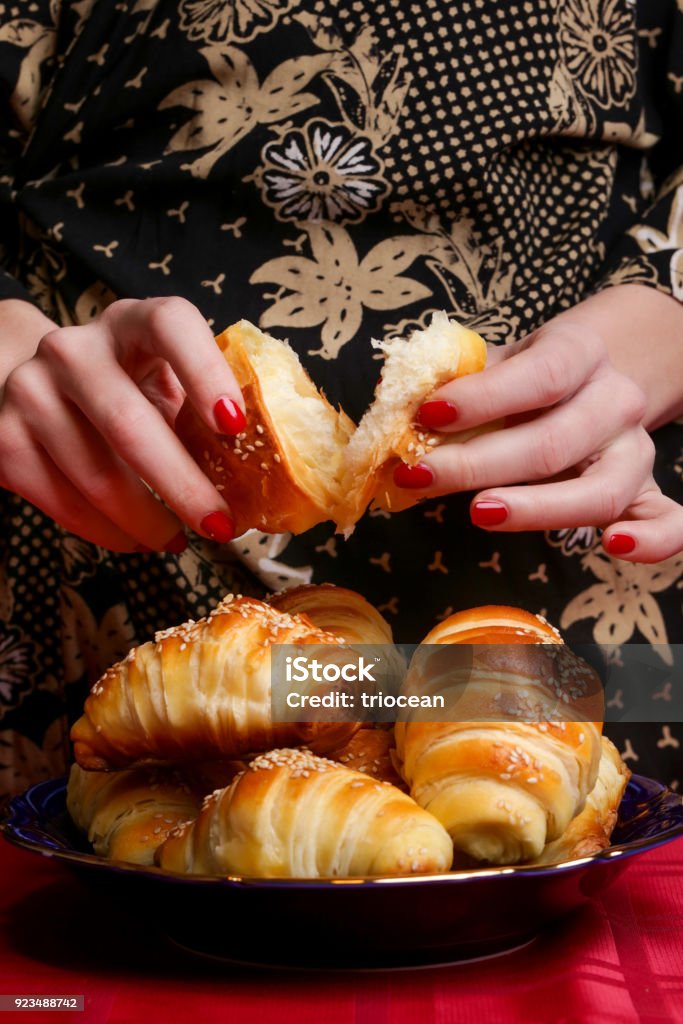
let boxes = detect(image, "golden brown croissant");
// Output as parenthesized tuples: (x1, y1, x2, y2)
(70, 595, 359, 771)
(156, 748, 453, 878)
(175, 320, 355, 536)
(532, 736, 630, 865)
(66, 763, 202, 865)
(268, 583, 393, 645)
(337, 312, 488, 531)
(395, 606, 603, 865)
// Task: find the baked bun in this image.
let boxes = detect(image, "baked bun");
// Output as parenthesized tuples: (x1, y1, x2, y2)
(336, 312, 488, 531)
(156, 748, 453, 878)
(532, 736, 630, 865)
(70, 594, 359, 771)
(395, 605, 604, 864)
(268, 582, 393, 645)
(66, 763, 202, 865)
(175, 320, 355, 536)
(421, 604, 563, 645)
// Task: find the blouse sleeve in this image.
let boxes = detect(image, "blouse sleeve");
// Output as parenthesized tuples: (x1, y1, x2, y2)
(0, 1, 59, 306)
(597, 0, 683, 302)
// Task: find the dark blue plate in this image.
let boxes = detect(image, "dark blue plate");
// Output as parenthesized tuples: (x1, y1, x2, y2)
(3, 775, 682, 968)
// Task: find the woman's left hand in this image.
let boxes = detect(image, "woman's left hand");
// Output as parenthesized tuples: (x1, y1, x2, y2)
(393, 287, 683, 563)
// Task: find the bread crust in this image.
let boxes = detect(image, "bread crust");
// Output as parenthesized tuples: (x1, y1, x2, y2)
(394, 606, 604, 864)
(156, 748, 453, 878)
(532, 736, 630, 865)
(70, 595, 359, 771)
(175, 321, 354, 536)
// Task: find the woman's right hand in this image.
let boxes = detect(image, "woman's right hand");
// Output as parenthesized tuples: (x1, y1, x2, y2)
(0, 297, 245, 551)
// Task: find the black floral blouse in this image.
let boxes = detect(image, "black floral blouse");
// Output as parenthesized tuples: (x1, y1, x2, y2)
(0, 0, 682, 796)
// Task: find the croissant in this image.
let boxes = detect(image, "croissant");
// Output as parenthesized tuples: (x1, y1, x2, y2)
(336, 312, 488, 531)
(532, 736, 630, 865)
(70, 595, 359, 771)
(174, 320, 355, 536)
(395, 606, 603, 864)
(156, 748, 453, 878)
(268, 583, 393, 645)
(66, 763, 202, 865)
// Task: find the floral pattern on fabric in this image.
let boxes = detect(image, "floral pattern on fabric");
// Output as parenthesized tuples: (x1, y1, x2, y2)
(0, 0, 681, 795)
(256, 120, 388, 224)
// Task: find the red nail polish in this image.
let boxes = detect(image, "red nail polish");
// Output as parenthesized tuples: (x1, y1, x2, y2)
(134, 544, 153, 553)
(418, 400, 459, 430)
(164, 530, 188, 554)
(471, 500, 508, 527)
(214, 397, 246, 436)
(606, 533, 636, 556)
(393, 462, 434, 489)
(200, 510, 235, 543)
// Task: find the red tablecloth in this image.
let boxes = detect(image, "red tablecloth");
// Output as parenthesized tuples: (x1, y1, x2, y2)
(1, 837, 682, 1024)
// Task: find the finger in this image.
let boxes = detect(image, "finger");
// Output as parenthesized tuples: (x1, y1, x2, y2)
(410, 372, 646, 494)
(602, 488, 683, 563)
(25, 378, 185, 550)
(103, 298, 246, 435)
(465, 429, 654, 532)
(0, 420, 141, 551)
(417, 323, 606, 432)
(54, 350, 237, 542)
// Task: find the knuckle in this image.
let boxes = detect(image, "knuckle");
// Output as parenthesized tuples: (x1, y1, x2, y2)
(534, 353, 571, 407)
(145, 296, 196, 343)
(534, 428, 568, 478)
(636, 429, 656, 469)
(450, 446, 477, 492)
(101, 402, 148, 452)
(594, 490, 621, 524)
(3, 362, 43, 407)
(100, 298, 135, 320)
(82, 465, 121, 507)
(36, 327, 79, 370)
(619, 379, 647, 425)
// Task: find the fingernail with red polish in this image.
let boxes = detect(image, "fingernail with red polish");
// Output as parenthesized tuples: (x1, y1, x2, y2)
(606, 532, 636, 556)
(471, 500, 508, 527)
(214, 397, 246, 436)
(134, 544, 153, 554)
(200, 510, 235, 543)
(418, 400, 459, 430)
(393, 462, 434, 489)
(164, 530, 188, 554)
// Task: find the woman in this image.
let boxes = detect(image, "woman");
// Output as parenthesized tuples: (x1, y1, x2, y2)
(0, 0, 681, 794)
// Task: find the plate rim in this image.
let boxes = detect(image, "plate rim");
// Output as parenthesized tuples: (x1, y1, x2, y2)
(2, 773, 682, 888)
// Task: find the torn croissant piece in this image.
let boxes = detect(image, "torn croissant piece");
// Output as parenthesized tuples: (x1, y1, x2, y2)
(175, 314, 488, 536)
(328, 725, 407, 790)
(268, 582, 393, 645)
(531, 736, 630, 865)
(66, 763, 202, 866)
(156, 748, 453, 878)
(336, 312, 488, 531)
(394, 605, 604, 865)
(175, 320, 355, 536)
(70, 595, 359, 771)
